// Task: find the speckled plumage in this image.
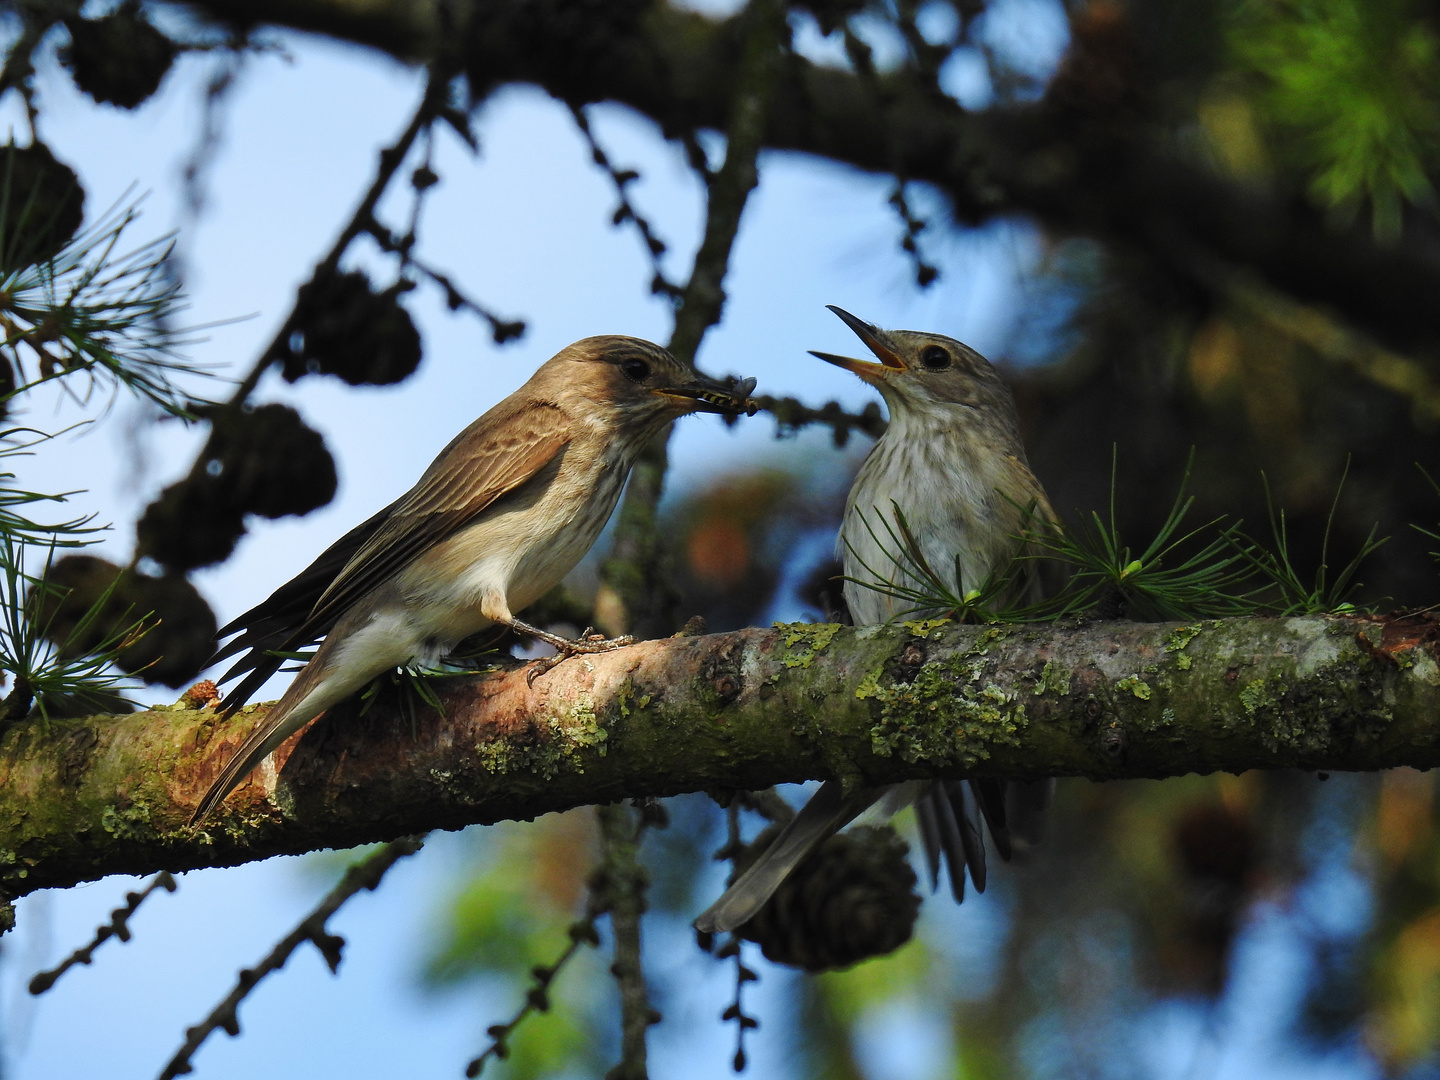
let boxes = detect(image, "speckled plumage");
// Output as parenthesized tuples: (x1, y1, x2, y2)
(696, 308, 1056, 936)
(840, 350, 1053, 622)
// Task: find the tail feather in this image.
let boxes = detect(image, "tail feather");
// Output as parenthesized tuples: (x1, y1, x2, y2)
(969, 778, 1013, 862)
(926, 783, 969, 902)
(914, 790, 944, 891)
(918, 781, 999, 900)
(948, 781, 988, 894)
(189, 662, 335, 825)
(694, 780, 884, 935)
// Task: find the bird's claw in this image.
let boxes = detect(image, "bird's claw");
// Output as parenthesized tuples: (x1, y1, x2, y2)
(525, 631, 636, 686)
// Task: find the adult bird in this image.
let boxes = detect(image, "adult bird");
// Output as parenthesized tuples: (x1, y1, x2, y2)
(192, 336, 757, 824)
(695, 306, 1056, 935)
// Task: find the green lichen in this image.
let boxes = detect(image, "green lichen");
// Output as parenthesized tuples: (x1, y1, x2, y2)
(775, 621, 842, 669)
(1033, 661, 1072, 697)
(1240, 676, 1283, 717)
(101, 800, 157, 842)
(616, 678, 650, 718)
(1115, 675, 1152, 700)
(1395, 648, 1418, 670)
(901, 618, 951, 640)
(857, 650, 1026, 770)
(1161, 707, 1176, 726)
(1176, 654, 1193, 671)
(1165, 624, 1204, 653)
(475, 692, 609, 779)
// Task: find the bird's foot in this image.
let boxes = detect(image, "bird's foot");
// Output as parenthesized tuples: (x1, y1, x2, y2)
(511, 620, 635, 686)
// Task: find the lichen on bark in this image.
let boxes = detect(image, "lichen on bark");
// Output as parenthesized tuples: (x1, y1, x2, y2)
(1, 614, 1439, 895)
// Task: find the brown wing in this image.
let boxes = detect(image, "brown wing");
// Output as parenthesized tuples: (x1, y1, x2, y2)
(212, 401, 571, 710)
(307, 403, 570, 630)
(1003, 453, 1062, 607)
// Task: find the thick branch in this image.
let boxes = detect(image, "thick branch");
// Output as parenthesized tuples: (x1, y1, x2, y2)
(174, 0, 1440, 353)
(2, 614, 1439, 896)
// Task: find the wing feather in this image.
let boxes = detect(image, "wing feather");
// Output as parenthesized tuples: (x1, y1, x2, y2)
(307, 406, 571, 627)
(210, 402, 571, 711)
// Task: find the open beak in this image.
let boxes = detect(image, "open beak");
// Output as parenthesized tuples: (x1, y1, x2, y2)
(809, 305, 907, 381)
(656, 372, 759, 416)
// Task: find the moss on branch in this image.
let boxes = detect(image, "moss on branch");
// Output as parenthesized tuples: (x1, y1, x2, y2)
(1, 614, 1438, 895)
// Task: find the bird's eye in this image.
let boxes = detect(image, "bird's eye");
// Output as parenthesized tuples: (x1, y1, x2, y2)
(620, 358, 651, 382)
(920, 345, 951, 371)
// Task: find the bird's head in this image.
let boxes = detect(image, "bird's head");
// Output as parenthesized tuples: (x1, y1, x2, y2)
(810, 306, 1013, 419)
(545, 336, 758, 430)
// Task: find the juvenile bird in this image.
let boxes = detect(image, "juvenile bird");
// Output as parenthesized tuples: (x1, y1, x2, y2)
(193, 336, 757, 824)
(696, 307, 1055, 934)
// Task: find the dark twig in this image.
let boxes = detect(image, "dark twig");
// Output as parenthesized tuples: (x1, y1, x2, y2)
(893, 0, 956, 98)
(668, 0, 789, 366)
(180, 47, 243, 221)
(0, 14, 45, 140)
(697, 803, 761, 1072)
(363, 216, 525, 343)
(888, 182, 940, 288)
(755, 395, 887, 447)
(842, 20, 941, 287)
(157, 836, 424, 1080)
(718, 936, 760, 1072)
(570, 104, 683, 302)
(599, 803, 661, 1080)
(27, 871, 177, 995)
(465, 848, 611, 1077)
(224, 65, 455, 405)
(598, 0, 790, 640)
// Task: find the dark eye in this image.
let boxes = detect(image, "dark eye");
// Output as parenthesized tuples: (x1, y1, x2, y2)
(920, 345, 951, 371)
(620, 358, 651, 382)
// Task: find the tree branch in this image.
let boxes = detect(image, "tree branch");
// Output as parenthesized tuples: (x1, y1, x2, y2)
(172, 0, 1440, 354)
(2, 614, 1438, 896)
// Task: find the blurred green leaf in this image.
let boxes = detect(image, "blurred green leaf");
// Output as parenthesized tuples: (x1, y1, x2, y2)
(1230, 0, 1440, 238)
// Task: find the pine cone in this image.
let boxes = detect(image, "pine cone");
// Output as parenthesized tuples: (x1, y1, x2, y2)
(736, 824, 922, 973)
(38, 556, 217, 688)
(62, 3, 177, 110)
(203, 403, 338, 520)
(280, 270, 422, 386)
(135, 404, 337, 572)
(0, 141, 84, 268)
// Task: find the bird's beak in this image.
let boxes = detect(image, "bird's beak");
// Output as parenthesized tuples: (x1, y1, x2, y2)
(656, 372, 760, 416)
(809, 305, 907, 381)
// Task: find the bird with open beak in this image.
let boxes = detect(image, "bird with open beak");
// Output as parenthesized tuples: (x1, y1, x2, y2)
(695, 306, 1055, 935)
(192, 335, 757, 824)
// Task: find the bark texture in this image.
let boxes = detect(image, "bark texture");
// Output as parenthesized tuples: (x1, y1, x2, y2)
(1, 614, 1438, 896)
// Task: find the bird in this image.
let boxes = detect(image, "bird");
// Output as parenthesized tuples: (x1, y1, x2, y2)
(695, 306, 1057, 935)
(191, 335, 758, 824)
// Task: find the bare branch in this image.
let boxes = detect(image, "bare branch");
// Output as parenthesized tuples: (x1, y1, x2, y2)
(175, 0, 1440, 355)
(156, 836, 423, 1080)
(597, 0, 789, 640)
(754, 394, 887, 446)
(597, 802, 657, 1080)
(569, 104, 682, 302)
(466, 839, 609, 1076)
(27, 871, 177, 994)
